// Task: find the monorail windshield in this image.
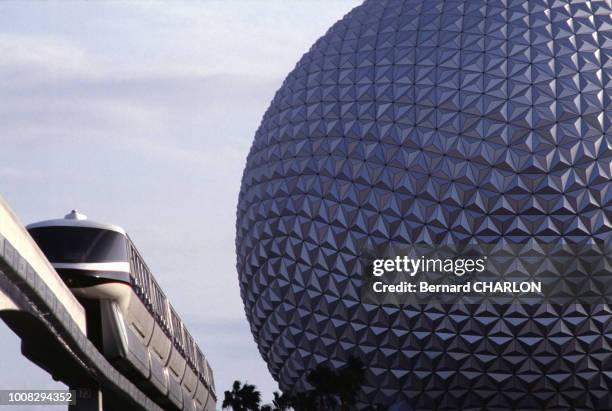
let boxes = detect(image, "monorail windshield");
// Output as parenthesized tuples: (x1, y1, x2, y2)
(29, 226, 128, 263)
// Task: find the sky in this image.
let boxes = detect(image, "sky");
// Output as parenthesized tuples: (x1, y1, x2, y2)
(0, 1, 361, 409)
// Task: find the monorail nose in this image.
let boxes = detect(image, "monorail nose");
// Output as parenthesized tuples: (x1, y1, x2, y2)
(64, 210, 88, 220)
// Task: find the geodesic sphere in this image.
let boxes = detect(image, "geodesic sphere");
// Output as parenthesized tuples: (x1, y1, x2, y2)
(236, 0, 612, 409)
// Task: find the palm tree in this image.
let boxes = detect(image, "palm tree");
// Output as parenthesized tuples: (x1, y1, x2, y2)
(222, 380, 262, 411)
(289, 391, 317, 411)
(336, 356, 366, 410)
(306, 363, 340, 410)
(301, 356, 366, 410)
(272, 391, 291, 411)
(222, 358, 366, 411)
(222, 381, 242, 410)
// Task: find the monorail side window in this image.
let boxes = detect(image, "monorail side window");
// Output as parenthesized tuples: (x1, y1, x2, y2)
(29, 227, 128, 263)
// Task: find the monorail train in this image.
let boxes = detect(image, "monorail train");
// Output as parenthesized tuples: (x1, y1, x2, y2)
(27, 211, 216, 411)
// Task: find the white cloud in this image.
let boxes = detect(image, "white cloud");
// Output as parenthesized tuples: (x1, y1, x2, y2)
(0, 33, 92, 73)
